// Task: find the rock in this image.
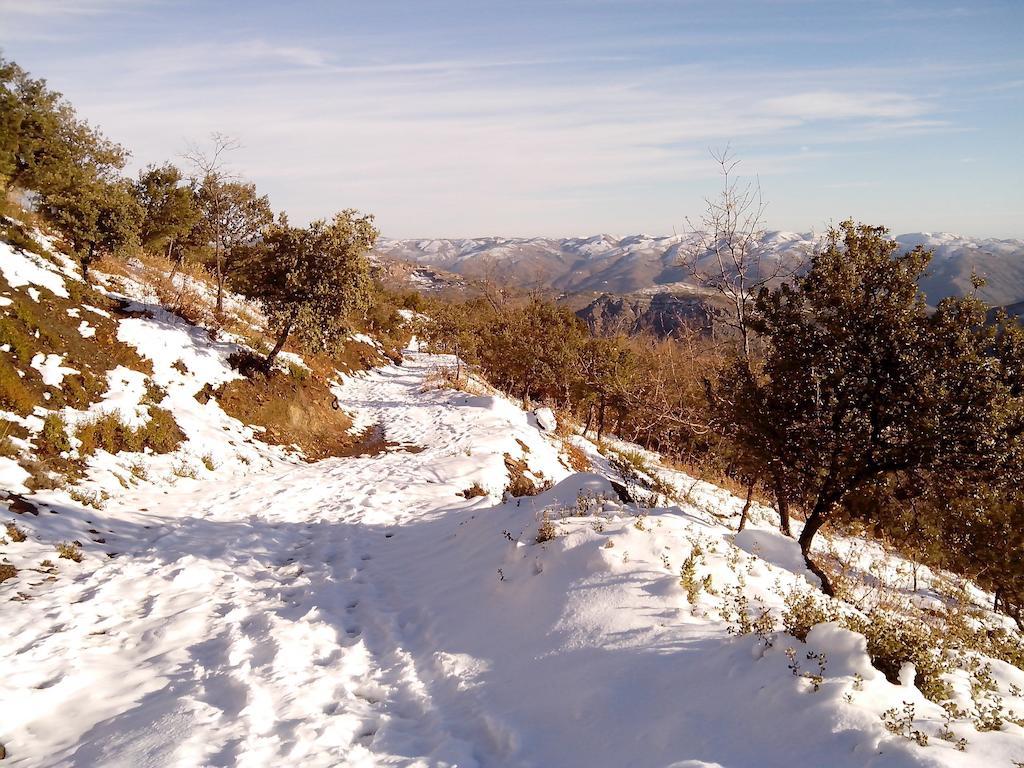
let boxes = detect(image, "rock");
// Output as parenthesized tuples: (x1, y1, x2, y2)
(534, 407, 557, 432)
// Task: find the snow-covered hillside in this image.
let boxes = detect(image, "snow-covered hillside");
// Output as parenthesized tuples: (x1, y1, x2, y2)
(377, 232, 1024, 307)
(3, 229, 1024, 767)
(5, 347, 1024, 766)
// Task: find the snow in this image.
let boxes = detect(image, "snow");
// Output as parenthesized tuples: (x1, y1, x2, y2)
(2, 346, 1023, 765)
(0, 456, 31, 494)
(30, 353, 79, 387)
(77, 320, 96, 338)
(0, 241, 70, 298)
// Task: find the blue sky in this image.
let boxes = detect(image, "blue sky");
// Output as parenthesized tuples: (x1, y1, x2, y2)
(2, 0, 1022, 238)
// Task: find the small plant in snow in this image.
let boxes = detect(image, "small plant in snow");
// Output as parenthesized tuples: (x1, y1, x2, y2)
(969, 662, 1005, 732)
(201, 454, 217, 471)
(68, 488, 106, 509)
(5, 521, 26, 543)
(701, 573, 716, 596)
(680, 546, 703, 605)
(56, 541, 83, 562)
(881, 702, 928, 746)
(803, 651, 828, 692)
(535, 513, 557, 544)
(172, 461, 198, 479)
(938, 707, 968, 751)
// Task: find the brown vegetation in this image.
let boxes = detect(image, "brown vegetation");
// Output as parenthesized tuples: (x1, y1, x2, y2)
(217, 359, 355, 460)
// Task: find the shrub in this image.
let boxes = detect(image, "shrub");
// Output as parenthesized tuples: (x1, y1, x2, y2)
(37, 413, 72, 456)
(0, 563, 16, 582)
(0, 217, 46, 257)
(142, 407, 184, 453)
(680, 547, 702, 604)
(56, 541, 83, 562)
(781, 588, 841, 642)
(847, 611, 952, 702)
(536, 513, 558, 544)
(287, 362, 310, 383)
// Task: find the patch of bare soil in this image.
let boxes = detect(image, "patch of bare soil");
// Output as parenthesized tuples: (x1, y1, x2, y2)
(217, 366, 357, 461)
(337, 424, 425, 458)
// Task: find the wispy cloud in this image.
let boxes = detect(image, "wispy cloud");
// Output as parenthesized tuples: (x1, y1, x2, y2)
(2, 0, 1021, 237)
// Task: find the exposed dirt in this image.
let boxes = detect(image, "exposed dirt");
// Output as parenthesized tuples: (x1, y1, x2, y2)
(217, 367, 356, 461)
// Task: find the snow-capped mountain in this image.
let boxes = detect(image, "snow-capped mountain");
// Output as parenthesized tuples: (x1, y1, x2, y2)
(377, 232, 1024, 306)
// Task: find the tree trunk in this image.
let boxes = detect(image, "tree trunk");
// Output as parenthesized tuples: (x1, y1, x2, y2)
(265, 308, 298, 369)
(773, 476, 793, 537)
(81, 244, 94, 282)
(797, 504, 834, 597)
(215, 269, 225, 319)
(737, 476, 756, 533)
(583, 405, 594, 436)
(597, 395, 607, 440)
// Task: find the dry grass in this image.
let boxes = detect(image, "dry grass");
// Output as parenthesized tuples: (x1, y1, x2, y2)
(504, 453, 552, 498)
(75, 408, 184, 456)
(0, 357, 36, 415)
(5, 521, 26, 543)
(421, 365, 471, 393)
(459, 482, 487, 498)
(218, 362, 356, 461)
(560, 439, 591, 472)
(0, 563, 16, 582)
(56, 541, 83, 562)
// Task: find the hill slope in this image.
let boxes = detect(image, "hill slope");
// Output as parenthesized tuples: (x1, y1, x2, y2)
(2, 229, 1024, 767)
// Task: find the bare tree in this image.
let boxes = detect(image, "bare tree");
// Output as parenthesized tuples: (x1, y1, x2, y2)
(684, 147, 803, 537)
(680, 146, 801, 360)
(183, 133, 239, 318)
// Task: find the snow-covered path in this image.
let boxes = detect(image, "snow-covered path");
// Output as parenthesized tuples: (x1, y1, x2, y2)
(2, 352, 567, 767)
(4, 352, 1020, 767)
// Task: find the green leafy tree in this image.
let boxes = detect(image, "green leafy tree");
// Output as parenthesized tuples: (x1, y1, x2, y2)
(422, 300, 485, 379)
(714, 221, 1016, 593)
(0, 56, 127, 196)
(40, 171, 141, 280)
(195, 176, 273, 317)
(133, 163, 200, 261)
(247, 210, 378, 368)
(576, 334, 637, 439)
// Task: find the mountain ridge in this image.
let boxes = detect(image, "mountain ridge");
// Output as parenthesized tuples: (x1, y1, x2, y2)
(377, 231, 1024, 306)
